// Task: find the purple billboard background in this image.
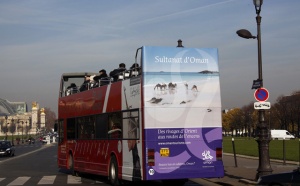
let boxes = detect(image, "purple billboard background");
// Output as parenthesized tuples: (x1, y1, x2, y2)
(144, 127, 224, 180)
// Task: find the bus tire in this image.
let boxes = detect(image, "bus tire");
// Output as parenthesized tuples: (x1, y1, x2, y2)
(68, 154, 76, 176)
(109, 156, 120, 186)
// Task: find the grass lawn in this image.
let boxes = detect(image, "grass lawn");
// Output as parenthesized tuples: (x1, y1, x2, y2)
(223, 137, 300, 162)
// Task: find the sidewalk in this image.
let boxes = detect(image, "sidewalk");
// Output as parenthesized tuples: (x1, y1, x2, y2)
(195, 153, 299, 186)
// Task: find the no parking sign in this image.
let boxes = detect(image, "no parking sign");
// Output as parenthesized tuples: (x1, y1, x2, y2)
(254, 88, 269, 102)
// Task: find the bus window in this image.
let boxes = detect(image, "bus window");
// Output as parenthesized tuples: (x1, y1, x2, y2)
(123, 110, 139, 139)
(58, 119, 64, 143)
(67, 118, 76, 140)
(108, 112, 122, 139)
(95, 114, 108, 139)
(77, 116, 96, 139)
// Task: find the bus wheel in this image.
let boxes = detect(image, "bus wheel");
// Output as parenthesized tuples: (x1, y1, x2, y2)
(109, 156, 120, 186)
(68, 155, 76, 176)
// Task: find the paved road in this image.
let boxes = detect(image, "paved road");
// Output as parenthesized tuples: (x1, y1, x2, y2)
(0, 143, 214, 186)
(0, 141, 43, 162)
(1, 142, 298, 186)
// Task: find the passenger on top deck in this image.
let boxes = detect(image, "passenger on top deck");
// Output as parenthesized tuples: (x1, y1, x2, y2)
(109, 63, 126, 82)
(66, 83, 78, 96)
(130, 63, 141, 77)
(79, 75, 91, 92)
(93, 69, 110, 86)
(89, 75, 97, 88)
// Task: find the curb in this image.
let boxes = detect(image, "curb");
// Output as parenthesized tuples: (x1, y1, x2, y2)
(224, 153, 299, 165)
(239, 178, 257, 185)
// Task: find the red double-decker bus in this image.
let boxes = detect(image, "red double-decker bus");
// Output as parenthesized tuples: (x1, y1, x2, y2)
(57, 45, 224, 185)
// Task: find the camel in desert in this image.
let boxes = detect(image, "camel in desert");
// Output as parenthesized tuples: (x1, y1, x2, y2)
(148, 97, 163, 104)
(154, 83, 166, 90)
(168, 82, 177, 90)
(184, 82, 188, 90)
(191, 85, 198, 92)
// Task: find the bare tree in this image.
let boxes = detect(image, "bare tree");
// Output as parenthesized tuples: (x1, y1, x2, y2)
(44, 107, 56, 131)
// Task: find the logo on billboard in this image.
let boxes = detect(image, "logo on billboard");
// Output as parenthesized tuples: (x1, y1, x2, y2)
(202, 150, 213, 164)
(202, 150, 213, 160)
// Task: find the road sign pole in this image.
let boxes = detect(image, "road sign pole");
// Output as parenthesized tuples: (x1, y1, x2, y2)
(254, 88, 272, 179)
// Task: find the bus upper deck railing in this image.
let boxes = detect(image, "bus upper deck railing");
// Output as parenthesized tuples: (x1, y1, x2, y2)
(64, 68, 140, 97)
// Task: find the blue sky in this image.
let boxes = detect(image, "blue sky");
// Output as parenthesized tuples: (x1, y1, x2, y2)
(1, 0, 299, 115)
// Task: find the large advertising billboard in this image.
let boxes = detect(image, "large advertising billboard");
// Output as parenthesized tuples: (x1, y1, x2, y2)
(142, 46, 224, 179)
(10, 102, 27, 114)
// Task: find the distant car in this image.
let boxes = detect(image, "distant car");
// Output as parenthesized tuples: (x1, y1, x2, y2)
(271, 129, 295, 140)
(41, 136, 47, 143)
(0, 140, 15, 157)
(257, 168, 300, 186)
(41, 136, 53, 143)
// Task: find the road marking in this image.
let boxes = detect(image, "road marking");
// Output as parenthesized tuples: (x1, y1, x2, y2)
(67, 175, 82, 184)
(7, 176, 30, 185)
(38, 175, 56, 185)
(1, 174, 108, 185)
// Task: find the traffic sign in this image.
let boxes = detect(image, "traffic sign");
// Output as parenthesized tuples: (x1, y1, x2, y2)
(254, 102, 271, 109)
(252, 79, 262, 89)
(254, 88, 269, 102)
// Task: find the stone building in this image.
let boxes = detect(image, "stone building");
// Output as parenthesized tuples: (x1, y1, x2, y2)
(0, 99, 46, 138)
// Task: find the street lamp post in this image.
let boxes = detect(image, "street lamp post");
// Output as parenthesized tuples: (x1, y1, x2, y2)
(25, 121, 28, 139)
(236, 0, 273, 180)
(17, 119, 20, 144)
(11, 118, 14, 145)
(5, 115, 8, 140)
(21, 121, 24, 143)
(28, 117, 31, 138)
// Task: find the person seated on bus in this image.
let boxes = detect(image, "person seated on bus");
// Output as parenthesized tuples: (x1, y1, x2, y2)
(89, 75, 97, 89)
(93, 69, 110, 86)
(65, 83, 78, 96)
(109, 63, 126, 82)
(79, 75, 91, 92)
(130, 63, 141, 77)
